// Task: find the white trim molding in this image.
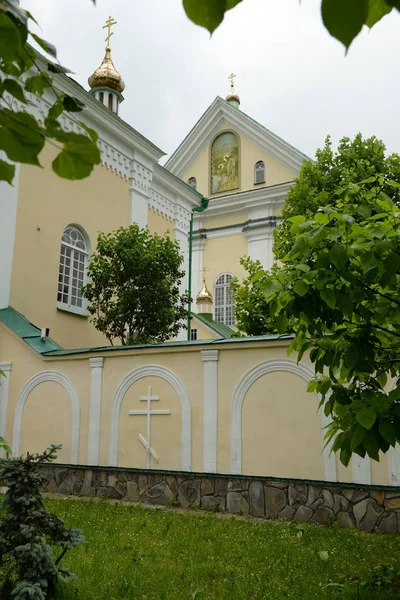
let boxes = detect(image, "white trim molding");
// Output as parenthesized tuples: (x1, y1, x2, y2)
(389, 379, 400, 485)
(230, 358, 337, 481)
(87, 357, 104, 465)
(12, 371, 80, 464)
(0, 362, 12, 455)
(201, 350, 219, 473)
(0, 154, 19, 309)
(109, 364, 191, 470)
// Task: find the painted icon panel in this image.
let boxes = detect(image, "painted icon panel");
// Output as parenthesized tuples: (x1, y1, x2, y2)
(211, 132, 239, 194)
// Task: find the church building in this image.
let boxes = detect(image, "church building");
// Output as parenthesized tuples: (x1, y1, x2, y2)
(0, 19, 397, 490)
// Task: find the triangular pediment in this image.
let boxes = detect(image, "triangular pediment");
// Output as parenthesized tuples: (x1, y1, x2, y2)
(165, 97, 309, 178)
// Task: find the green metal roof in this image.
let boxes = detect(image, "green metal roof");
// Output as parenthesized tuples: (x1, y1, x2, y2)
(193, 313, 234, 338)
(0, 307, 63, 354)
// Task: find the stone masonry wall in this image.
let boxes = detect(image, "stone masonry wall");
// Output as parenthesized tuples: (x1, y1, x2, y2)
(39, 465, 400, 533)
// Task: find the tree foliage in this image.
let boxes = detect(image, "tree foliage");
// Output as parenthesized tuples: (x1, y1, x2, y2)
(183, 0, 400, 49)
(82, 224, 188, 345)
(230, 257, 279, 336)
(0, 0, 100, 184)
(0, 445, 85, 599)
(263, 175, 400, 466)
(274, 134, 400, 261)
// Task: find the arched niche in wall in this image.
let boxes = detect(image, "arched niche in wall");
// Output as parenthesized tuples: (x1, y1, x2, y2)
(210, 131, 240, 195)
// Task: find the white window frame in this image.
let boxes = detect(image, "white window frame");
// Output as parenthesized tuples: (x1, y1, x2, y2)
(57, 225, 90, 317)
(214, 273, 235, 325)
(190, 328, 198, 341)
(188, 177, 197, 190)
(254, 160, 265, 185)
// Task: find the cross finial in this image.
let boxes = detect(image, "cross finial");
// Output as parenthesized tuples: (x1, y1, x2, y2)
(228, 72, 236, 93)
(201, 265, 209, 284)
(103, 15, 117, 49)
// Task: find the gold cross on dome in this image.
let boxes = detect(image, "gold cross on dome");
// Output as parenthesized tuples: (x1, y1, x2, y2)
(201, 265, 209, 283)
(228, 72, 236, 93)
(103, 16, 117, 47)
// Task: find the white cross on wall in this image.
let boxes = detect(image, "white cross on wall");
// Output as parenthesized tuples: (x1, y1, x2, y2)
(128, 386, 171, 469)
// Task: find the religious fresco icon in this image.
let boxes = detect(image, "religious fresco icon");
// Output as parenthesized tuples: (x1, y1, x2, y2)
(211, 131, 239, 194)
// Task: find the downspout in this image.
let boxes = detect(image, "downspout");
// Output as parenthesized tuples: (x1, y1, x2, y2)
(187, 196, 209, 340)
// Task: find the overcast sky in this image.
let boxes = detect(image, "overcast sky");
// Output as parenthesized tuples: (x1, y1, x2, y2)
(22, 0, 400, 162)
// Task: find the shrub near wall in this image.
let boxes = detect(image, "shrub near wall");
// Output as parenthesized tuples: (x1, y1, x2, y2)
(39, 465, 400, 533)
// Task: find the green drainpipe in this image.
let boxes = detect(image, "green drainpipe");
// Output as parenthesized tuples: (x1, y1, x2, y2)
(187, 196, 209, 340)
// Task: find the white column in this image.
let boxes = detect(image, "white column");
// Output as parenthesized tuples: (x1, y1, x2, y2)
(0, 157, 19, 308)
(130, 159, 153, 229)
(389, 445, 400, 485)
(0, 362, 12, 456)
(245, 228, 274, 270)
(353, 455, 372, 485)
(87, 357, 104, 465)
(201, 349, 219, 472)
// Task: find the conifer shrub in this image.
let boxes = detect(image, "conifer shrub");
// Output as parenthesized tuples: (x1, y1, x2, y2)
(0, 445, 85, 599)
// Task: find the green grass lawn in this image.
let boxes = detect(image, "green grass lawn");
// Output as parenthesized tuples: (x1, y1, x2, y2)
(28, 497, 399, 600)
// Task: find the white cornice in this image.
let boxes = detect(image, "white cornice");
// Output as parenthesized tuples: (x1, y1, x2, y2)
(153, 164, 202, 209)
(165, 97, 309, 176)
(202, 181, 292, 217)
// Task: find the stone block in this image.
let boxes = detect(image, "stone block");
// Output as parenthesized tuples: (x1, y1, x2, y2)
(337, 511, 355, 528)
(378, 513, 397, 533)
(96, 486, 109, 498)
(81, 470, 95, 497)
(179, 479, 201, 508)
(288, 484, 307, 507)
(269, 482, 288, 489)
(58, 476, 75, 496)
(143, 481, 174, 506)
(107, 475, 125, 499)
(342, 489, 353, 502)
(265, 487, 286, 519)
(117, 472, 127, 483)
(241, 479, 250, 491)
(311, 506, 334, 524)
(370, 490, 385, 506)
(294, 506, 312, 523)
(384, 497, 400, 511)
(201, 479, 214, 496)
(311, 498, 323, 510)
(147, 474, 164, 489)
(228, 480, 242, 492)
(354, 499, 369, 527)
(385, 491, 400, 498)
(45, 478, 57, 494)
(127, 481, 139, 503)
(147, 481, 168, 499)
(139, 475, 147, 496)
(227, 492, 249, 515)
(55, 468, 69, 485)
(333, 494, 349, 515)
(359, 500, 382, 532)
(249, 481, 264, 517)
(307, 486, 321, 506)
(322, 490, 334, 509)
(215, 478, 228, 496)
(96, 471, 108, 487)
(279, 506, 295, 521)
(201, 496, 221, 512)
(167, 476, 178, 496)
(351, 490, 369, 504)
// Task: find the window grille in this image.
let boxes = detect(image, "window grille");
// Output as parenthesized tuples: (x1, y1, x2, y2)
(190, 328, 198, 341)
(57, 227, 89, 311)
(254, 160, 265, 184)
(214, 273, 235, 325)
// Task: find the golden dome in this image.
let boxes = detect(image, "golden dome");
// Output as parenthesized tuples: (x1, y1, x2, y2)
(196, 279, 213, 304)
(88, 46, 125, 94)
(226, 93, 240, 105)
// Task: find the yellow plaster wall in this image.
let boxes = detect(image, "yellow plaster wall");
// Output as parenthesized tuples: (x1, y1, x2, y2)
(202, 212, 248, 229)
(203, 234, 248, 300)
(191, 319, 219, 341)
(336, 454, 390, 486)
(181, 121, 296, 197)
(11, 144, 131, 350)
(147, 208, 174, 238)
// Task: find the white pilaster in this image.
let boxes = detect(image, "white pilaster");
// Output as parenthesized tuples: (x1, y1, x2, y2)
(0, 362, 12, 456)
(201, 349, 219, 472)
(87, 357, 104, 465)
(352, 455, 372, 485)
(0, 157, 19, 309)
(174, 226, 189, 295)
(245, 228, 274, 270)
(130, 158, 153, 229)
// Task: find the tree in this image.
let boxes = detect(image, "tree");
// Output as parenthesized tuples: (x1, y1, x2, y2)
(82, 224, 188, 345)
(0, 0, 100, 184)
(183, 0, 400, 50)
(263, 175, 400, 466)
(273, 134, 400, 261)
(230, 257, 278, 336)
(0, 445, 85, 600)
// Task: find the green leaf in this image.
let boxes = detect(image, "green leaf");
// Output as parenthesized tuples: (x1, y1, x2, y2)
(318, 551, 329, 562)
(261, 279, 282, 301)
(0, 109, 44, 165)
(30, 32, 57, 57)
(25, 73, 52, 96)
(379, 421, 396, 446)
(340, 447, 351, 466)
(367, 0, 392, 28)
(0, 12, 22, 61)
(2, 78, 26, 103)
(320, 288, 336, 309)
(329, 244, 348, 271)
(288, 236, 309, 259)
(52, 141, 100, 180)
(337, 292, 353, 317)
(385, 253, 400, 276)
(48, 98, 64, 120)
(276, 313, 288, 334)
(293, 279, 309, 297)
(307, 379, 318, 393)
(351, 425, 366, 451)
(0, 159, 15, 184)
(363, 432, 380, 460)
(183, 0, 242, 34)
(321, 0, 369, 50)
(47, 61, 73, 74)
(63, 95, 85, 112)
(356, 406, 377, 430)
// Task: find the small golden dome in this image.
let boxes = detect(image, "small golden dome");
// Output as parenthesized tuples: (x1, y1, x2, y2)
(196, 279, 213, 304)
(88, 46, 125, 93)
(226, 93, 240, 106)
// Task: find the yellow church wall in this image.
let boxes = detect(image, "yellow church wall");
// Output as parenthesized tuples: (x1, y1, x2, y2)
(203, 234, 248, 293)
(10, 143, 131, 350)
(147, 208, 174, 238)
(203, 212, 248, 229)
(192, 320, 219, 341)
(181, 121, 296, 197)
(0, 323, 394, 487)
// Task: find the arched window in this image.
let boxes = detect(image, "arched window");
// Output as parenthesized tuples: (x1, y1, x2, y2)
(99, 91, 104, 104)
(254, 160, 265, 184)
(188, 177, 197, 190)
(108, 93, 113, 111)
(214, 273, 235, 325)
(57, 226, 90, 313)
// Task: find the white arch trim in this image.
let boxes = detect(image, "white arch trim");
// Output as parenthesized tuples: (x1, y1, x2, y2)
(12, 371, 80, 464)
(109, 364, 191, 471)
(230, 358, 337, 481)
(389, 378, 400, 486)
